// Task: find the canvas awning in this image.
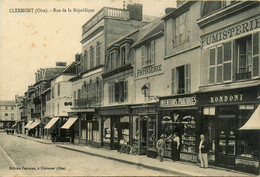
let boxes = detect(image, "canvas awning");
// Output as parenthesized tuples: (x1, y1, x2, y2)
(239, 105, 260, 130)
(28, 122, 40, 129)
(44, 118, 59, 129)
(61, 117, 78, 129)
(11, 124, 16, 128)
(24, 121, 33, 129)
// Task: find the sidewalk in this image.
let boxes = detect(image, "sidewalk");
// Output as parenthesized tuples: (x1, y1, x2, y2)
(15, 134, 252, 176)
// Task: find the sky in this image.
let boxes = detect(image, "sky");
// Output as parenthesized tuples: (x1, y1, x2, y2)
(0, 0, 176, 101)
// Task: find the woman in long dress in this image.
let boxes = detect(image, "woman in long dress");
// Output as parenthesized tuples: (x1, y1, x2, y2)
(172, 132, 180, 161)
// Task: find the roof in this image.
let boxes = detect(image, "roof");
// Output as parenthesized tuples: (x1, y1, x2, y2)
(52, 62, 76, 80)
(132, 18, 164, 48)
(44, 67, 66, 80)
(0, 100, 15, 106)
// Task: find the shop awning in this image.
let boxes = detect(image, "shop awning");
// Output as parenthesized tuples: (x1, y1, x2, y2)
(28, 122, 40, 129)
(11, 124, 16, 128)
(239, 105, 260, 130)
(24, 121, 33, 129)
(44, 118, 59, 129)
(61, 117, 78, 129)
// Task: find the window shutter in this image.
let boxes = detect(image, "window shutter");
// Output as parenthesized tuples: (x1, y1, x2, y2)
(171, 68, 175, 94)
(151, 40, 155, 64)
(124, 80, 128, 102)
(209, 48, 216, 84)
(252, 32, 259, 77)
(223, 42, 232, 81)
(216, 45, 223, 83)
(108, 84, 112, 103)
(141, 46, 145, 66)
(184, 64, 191, 93)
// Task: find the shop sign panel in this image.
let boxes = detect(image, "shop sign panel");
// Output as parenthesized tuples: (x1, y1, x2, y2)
(180, 153, 198, 162)
(160, 96, 197, 107)
(132, 106, 158, 114)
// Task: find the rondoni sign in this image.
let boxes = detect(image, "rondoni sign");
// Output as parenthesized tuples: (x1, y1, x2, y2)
(201, 16, 260, 48)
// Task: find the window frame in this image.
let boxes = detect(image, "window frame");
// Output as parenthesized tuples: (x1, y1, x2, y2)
(142, 40, 155, 67)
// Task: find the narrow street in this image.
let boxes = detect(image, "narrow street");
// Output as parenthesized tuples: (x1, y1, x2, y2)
(0, 133, 173, 176)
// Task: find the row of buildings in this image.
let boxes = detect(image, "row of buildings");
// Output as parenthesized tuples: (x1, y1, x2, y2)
(14, 1, 260, 175)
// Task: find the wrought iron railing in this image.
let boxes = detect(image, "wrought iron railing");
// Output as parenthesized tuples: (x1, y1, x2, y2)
(74, 96, 101, 108)
(236, 71, 251, 80)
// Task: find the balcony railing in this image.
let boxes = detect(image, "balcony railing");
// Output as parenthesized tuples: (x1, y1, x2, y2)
(236, 72, 251, 80)
(177, 88, 185, 94)
(83, 7, 130, 34)
(74, 97, 101, 108)
(31, 113, 41, 118)
(33, 96, 41, 104)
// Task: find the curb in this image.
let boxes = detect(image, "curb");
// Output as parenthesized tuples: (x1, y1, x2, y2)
(16, 135, 52, 144)
(56, 145, 198, 176)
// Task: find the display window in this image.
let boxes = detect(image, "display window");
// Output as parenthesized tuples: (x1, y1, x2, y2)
(147, 115, 156, 149)
(119, 116, 129, 144)
(103, 117, 111, 143)
(237, 105, 259, 159)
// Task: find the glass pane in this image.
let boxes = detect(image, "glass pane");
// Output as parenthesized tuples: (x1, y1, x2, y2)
(223, 62, 231, 81)
(253, 32, 259, 55)
(217, 65, 222, 83)
(253, 56, 259, 77)
(209, 67, 215, 84)
(217, 46, 223, 64)
(103, 118, 111, 143)
(148, 116, 156, 148)
(132, 116, 139, 145)
(210, 48, 215, 66)
(224, 42, 231, 61)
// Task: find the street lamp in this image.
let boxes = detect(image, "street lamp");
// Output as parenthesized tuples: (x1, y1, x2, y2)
(141, 84, 148, 97)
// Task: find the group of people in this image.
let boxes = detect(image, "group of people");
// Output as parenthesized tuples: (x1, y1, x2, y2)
(5, 128, 15, 135)
(156, 133, 209, 169)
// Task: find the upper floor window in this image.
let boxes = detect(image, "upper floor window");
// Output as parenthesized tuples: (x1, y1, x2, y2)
(11, 106, 14, 110)
(96, 42, 101, 66)
(109, 80, 128, 103)
(110, 51, 116, 70)
(51, 86, 55, 98)
(11, 113, 14, 120)
(201, 1, 236, 17)
(84, 50, 88, 71)
(121, 46, 127, 66)
(5, 106, 8, 110)
(77, 89, 81, 99)
(173, 10, 190, 48)
(171, 64, 190, 94)
(57, 103, 59, 115)
(142, 40, 155, 67)
(90, 46, 94, 69)
(57, 84, 60, 97)
(73, 91, 76, 100)
(209, 42, 232, 84)
(5, 113, 8, 116)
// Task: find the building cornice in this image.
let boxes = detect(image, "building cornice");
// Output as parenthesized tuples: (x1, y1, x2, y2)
(102, 63, 133, 79)
(197, 1, 258, 29)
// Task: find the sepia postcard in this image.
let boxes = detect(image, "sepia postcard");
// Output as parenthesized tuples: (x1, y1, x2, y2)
(0, 0, 259, 176)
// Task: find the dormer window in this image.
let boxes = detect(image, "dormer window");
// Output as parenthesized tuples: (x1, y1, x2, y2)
(96, 42, 101, 66)
(121, 46, 126, 66)
(90, 46, 94, 69)
(141, 40, 155, 67)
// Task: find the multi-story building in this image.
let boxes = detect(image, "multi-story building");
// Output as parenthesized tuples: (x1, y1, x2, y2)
(15, 95, 24, 133)
(197, 1, 260, 174)
(23, 86, 35, 135)
(0, 100, 16, 129)
(159, 1, 202, 162)
(69, 4, 155, 147)
(44, 62, 76, 141)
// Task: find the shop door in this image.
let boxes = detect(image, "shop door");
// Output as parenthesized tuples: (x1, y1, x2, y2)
(139, 116, 147, 154)
(216, 116, 236, 168)
(86, 121, 92, 145)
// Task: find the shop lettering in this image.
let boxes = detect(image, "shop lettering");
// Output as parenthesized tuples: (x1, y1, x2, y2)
(132, 107, 157, 114)
(180, 153, 198, 162)
(201, 16, 260, 47)
(161, 96, 197, 107)
(210, 94, 243, 103)
(136, 64, 162, 77)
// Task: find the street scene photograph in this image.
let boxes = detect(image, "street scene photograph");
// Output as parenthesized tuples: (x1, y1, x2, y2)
(0, 0, 260, 176)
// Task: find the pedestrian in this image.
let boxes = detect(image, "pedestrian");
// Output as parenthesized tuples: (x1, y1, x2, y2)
(166, 132, 180, 161)
(11, 129, 14, 135)
(156, 134, 166, 162)
(199, 134, 209, 168)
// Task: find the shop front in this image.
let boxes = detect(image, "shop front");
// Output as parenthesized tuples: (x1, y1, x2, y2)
(100, 106, 130, 150)
(159, 94, 199, 163)
(197, 85, 260, 174)
(131, 104, 159, 157)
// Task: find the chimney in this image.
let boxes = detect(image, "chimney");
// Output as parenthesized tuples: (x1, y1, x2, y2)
(75, 53, 81, 62)
(165, 8, 176, 14)
(56, 62, 67, 67)
(127, 3, 143, 21)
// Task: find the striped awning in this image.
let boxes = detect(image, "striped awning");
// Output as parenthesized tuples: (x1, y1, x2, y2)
(28, 122, 40, 129)
(24, 121, 33, 129)
(61, 117, 78, 129)
(44, 118, 59, 129)
(239, 105, 260, 130)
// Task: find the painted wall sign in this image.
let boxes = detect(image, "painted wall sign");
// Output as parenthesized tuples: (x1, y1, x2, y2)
(136, 64, 162, 77)
(132, 107, 158, 114)
(180, 153, 198, 162)
(160, 96, 197, 107)
(210, 94, 243, 103)
(201, 16, 260, 48)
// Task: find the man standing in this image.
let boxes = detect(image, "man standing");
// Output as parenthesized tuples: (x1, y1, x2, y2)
(157, 134, 166, 162)
(199, 134, 209, 168)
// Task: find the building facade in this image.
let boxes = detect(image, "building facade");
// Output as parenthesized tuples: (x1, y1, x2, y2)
(197, 1, 260, 174)
(0, 100, 16, 129)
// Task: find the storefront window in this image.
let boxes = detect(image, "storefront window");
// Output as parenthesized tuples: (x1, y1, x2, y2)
(132, 116, 139, 145)
(148, 115, 156, 148)
(120, 116, 129, 144)
(237, 106, 258, 159)
(81, 118, 87, 140)
(93, 120, 100, 141)
(103, 118, 111, 143)
(182, 115, 196, 154)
